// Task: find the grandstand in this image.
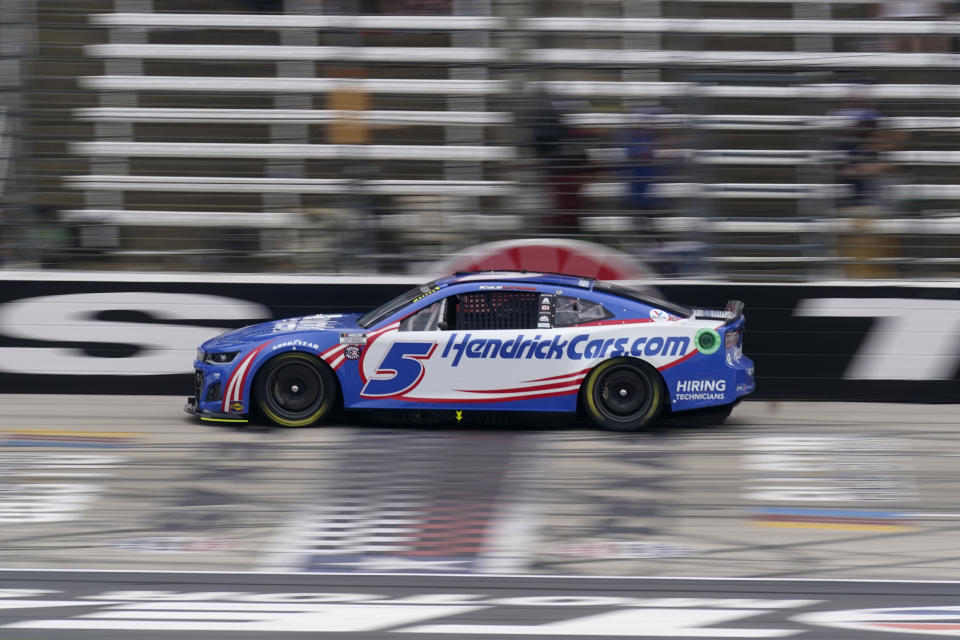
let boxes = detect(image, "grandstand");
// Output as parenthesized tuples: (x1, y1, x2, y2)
(10, 0, 960, 276)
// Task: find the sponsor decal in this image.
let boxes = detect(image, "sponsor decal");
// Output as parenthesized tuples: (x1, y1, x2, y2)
(676, 379, 725, 392)
(273, 314, 342, 332)
(537, 297, 555, 329)
(344, 345, 361, 360)
(693, 308, 728, 320)
(478, 285, 503, 290)
(273, 319, 298, 332)
(440, 333, 690, 367)
(297, 315, 342, 329)
(694, 328, 721, 355)
(727, 345, 744, 364)
(230, 402, 243, 412)
(272, 339, 320, 352)
(675, 379, 727, 401)
(339, 332, 366, 345)
(360, 333, 690, 398)
(650, 308, 670, 322)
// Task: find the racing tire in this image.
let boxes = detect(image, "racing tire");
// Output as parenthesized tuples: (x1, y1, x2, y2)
(581, 358, 665, 431)
(254, 352, 337, 427)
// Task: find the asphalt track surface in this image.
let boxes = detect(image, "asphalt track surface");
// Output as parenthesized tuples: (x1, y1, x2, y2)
(2, 396, 960, 638)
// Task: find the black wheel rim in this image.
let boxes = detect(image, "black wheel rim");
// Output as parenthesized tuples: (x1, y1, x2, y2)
(265, 361, 324, 418)
(594, 365, 652, 422)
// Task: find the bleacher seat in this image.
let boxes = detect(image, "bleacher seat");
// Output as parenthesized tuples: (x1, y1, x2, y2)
(44, 2, 960, 275)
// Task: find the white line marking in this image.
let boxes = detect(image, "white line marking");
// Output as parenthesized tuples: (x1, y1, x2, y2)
(477, 434, 543, 575)
(5, 568, 960, 583)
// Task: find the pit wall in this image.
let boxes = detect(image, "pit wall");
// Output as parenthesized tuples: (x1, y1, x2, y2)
(0, 273, 957, 402)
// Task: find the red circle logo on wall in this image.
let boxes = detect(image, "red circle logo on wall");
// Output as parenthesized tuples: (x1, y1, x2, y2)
(428, 239, 655, 282)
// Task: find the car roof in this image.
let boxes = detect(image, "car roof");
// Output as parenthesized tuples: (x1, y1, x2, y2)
(438, 271, 594, 290)
(435, 271, 692, 318)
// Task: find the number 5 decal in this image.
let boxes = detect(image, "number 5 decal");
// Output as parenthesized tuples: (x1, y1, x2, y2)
(361, 341, 437, 398)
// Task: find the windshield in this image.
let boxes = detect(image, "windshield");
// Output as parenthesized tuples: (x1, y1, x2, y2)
(593, 281, 692, 317)
(358, 281, 442, 328)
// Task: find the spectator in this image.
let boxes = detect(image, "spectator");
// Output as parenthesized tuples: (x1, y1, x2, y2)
(831, 107, 906, 277)
(620, 110, 668, 213)
(532, 100, 565, 165)
(874, 0, 946, 52)
(379, 0, 451, 13)
(247, 0, 284, 12)
(531, 100, 594, 233)
(834, 108, 905, 208)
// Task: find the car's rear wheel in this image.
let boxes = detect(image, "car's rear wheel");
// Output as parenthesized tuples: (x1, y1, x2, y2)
(254, 352, 337, 427)
(581, 358, 664, 431)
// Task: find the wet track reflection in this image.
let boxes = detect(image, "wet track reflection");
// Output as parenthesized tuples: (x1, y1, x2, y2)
(0, 395, 958, 580)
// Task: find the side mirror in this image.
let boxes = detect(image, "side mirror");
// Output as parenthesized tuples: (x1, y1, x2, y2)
(437, 321, 448, 331)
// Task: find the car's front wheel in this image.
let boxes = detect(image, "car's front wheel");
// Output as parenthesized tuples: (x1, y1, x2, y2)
(581, 358, 664, 431)
(254, 352, 337, 427)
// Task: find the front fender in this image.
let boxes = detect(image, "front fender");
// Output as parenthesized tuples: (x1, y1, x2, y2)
(231, 335, 341, 413)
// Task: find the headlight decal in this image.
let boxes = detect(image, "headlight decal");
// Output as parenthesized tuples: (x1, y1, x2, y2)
(202, 351, 239, 365)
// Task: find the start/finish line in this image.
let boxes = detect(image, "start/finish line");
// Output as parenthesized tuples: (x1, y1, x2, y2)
(1, 571, 960, 638)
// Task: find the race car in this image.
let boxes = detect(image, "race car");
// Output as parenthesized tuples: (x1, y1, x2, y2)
(185, 271, 754, 430)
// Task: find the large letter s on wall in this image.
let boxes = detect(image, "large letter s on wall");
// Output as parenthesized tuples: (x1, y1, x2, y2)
(0, 293, 270, 375)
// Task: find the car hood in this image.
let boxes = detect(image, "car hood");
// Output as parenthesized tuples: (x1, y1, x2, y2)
(201, 312, 364, 350)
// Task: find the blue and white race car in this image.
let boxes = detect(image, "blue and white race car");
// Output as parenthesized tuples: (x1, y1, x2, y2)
(186, 272, 754, 430)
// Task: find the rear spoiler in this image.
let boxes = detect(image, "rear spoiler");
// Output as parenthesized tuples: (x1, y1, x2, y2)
(693, 300, 744, 325)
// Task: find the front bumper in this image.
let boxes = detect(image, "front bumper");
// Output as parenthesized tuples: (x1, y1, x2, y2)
(184, 396, 249, 423)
